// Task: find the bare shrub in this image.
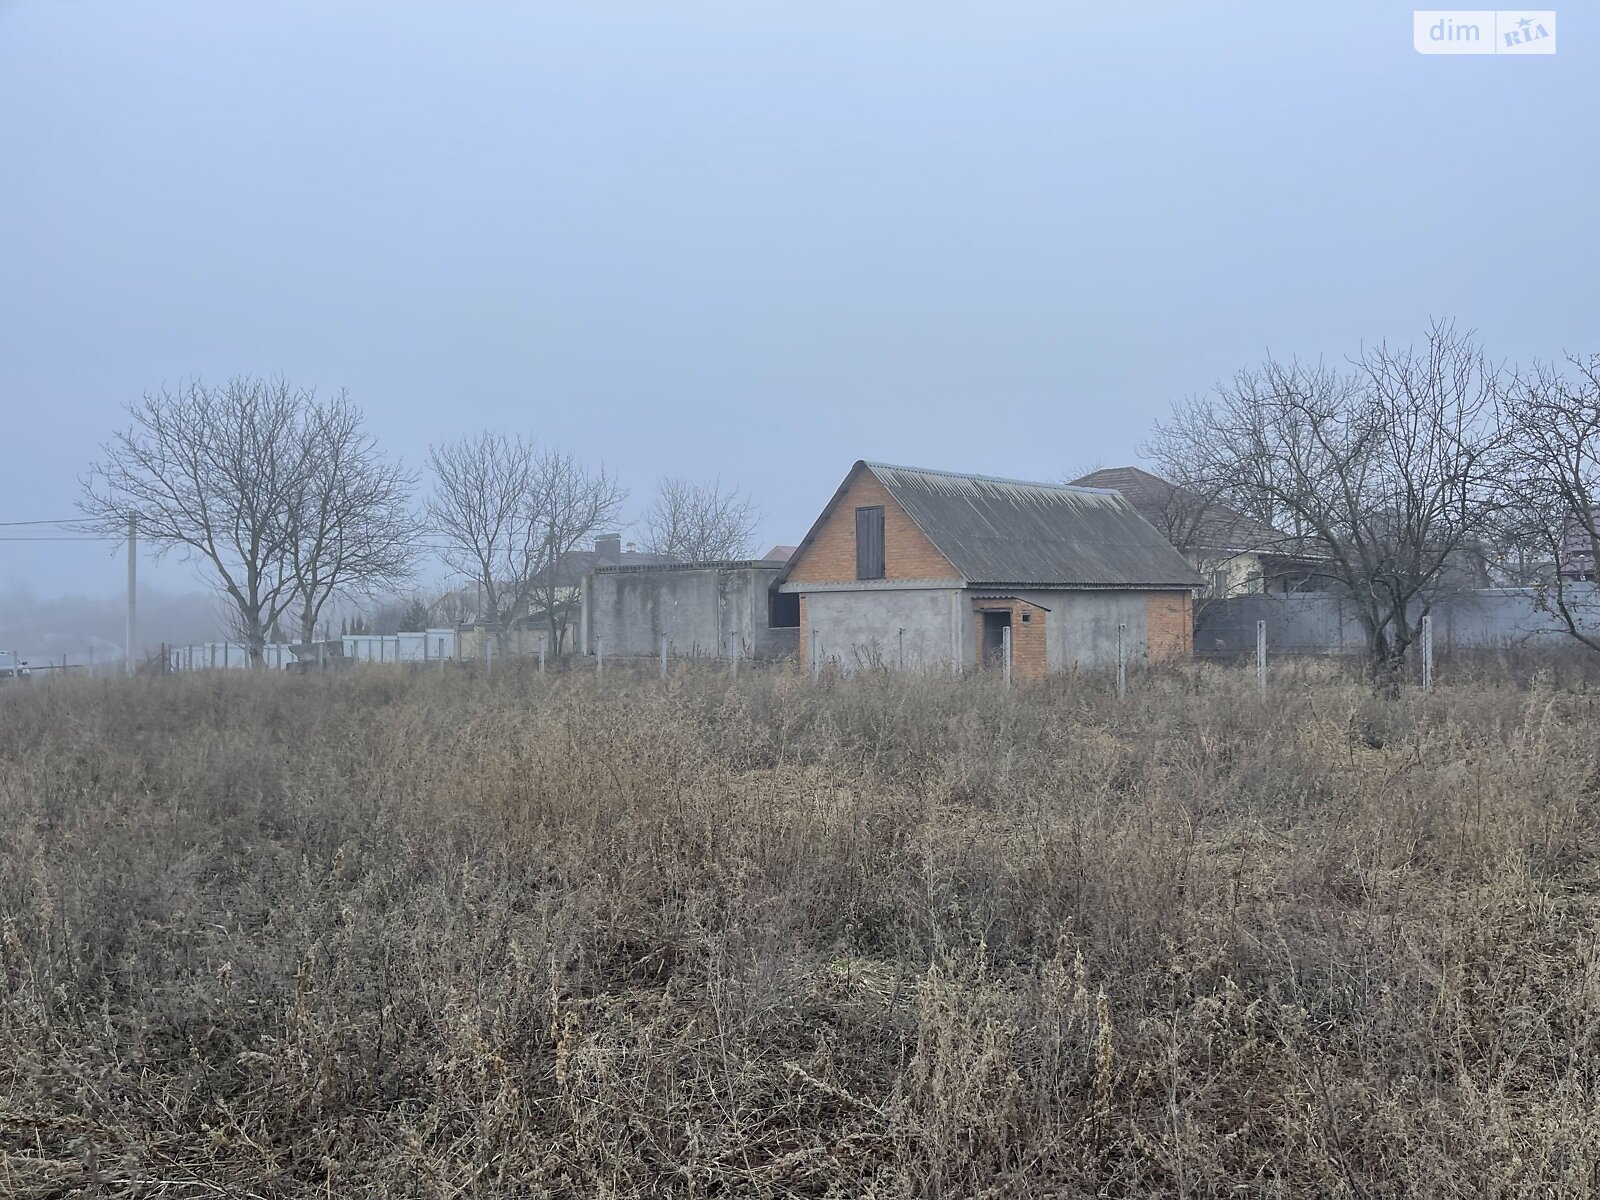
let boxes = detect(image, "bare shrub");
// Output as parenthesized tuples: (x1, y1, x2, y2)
(3, 662, 1599, 1195)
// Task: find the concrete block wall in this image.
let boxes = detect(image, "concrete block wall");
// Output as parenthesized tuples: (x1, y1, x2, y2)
(1194, 586, 1600, 655)
(582, 564, 799, 660)
(1049, 591, 1150, 671)
(802, 587, 963, 670)
(801, 586, 1182, 676)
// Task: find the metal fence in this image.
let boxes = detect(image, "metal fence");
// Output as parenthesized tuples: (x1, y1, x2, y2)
(342, 631, 457, 663)
(163, 629, 458, 671)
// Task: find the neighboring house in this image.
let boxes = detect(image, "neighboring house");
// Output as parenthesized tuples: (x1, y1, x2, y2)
(1070, 466, 1324, 598)
(1558, 507, 1600, 583)
(776, 461, 1204, 680)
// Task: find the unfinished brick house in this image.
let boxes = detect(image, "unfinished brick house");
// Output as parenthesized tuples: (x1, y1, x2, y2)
(776, 462, 1204, 679)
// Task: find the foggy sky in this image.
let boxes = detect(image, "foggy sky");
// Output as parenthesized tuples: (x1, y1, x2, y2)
(2, 1, 1595, 602)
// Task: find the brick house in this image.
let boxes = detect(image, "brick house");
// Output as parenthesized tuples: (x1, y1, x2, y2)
(1069, 466, 1326, 598)
(776, 462, 1204, 679)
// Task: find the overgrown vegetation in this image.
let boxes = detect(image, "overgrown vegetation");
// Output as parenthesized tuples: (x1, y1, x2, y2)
(5, 661, 1600, 1196)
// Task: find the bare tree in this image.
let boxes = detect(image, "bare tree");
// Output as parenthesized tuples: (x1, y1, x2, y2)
(363, 593, 430, 635)
(1153, 322, 1503, 681)
(1497, 355, 1600, 652)
(427, 433, 548, 649)
(530, 450, 625, 654)
(287, 393, 419, 643)
(639, 476, 761, 562)
(81, 378, 311, 665)
(426, 583, 474, 629)
(1074, 457, 1261, 610)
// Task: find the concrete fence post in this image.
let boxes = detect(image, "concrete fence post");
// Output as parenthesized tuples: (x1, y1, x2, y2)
(539, 635, 547, 674)
(809, 629, 820, 682)
(1116, 622, 1127, 700)
(1002, 624, 1012, 689)
(486, 636, 493, 680)
(1421, 613, 1434, 692)
(596, 635, 604, 677)
(898, 627, 905, 671)
(1255, 619, 1267, 699)
(730, 632, 739, 680)
(660, 636, 668, 681)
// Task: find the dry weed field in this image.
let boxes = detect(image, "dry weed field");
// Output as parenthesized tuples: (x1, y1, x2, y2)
(4, 659, 1600, 1197)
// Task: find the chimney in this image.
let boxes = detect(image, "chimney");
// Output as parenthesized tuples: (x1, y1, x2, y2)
(595, 533, 622, 565)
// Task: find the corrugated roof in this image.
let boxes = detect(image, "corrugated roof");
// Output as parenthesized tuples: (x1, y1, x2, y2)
(782, 461, 1205, 590)
(1069, 466, 1293, 555)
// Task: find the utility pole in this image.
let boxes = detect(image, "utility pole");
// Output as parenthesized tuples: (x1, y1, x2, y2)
(125, 513, 138, 676)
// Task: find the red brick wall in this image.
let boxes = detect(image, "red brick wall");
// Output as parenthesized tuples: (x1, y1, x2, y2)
(1145, 591, 1193, 661)
(787, 469, 957, 585)
(973, 598, 1047, 682)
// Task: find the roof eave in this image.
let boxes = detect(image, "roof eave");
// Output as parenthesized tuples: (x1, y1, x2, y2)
(967, 580, 1205, 591)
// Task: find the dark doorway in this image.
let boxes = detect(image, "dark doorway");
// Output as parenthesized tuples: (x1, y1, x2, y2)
(980, 610, 1011, 666)
(767, 585, 799, 629)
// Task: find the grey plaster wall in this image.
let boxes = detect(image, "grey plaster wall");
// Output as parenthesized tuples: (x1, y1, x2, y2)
(804, 587, 964, 670)
(1194, 593, 1360, 654)
(582, 566, 799, 660)
(1194, 586, 1600, 655)
(1049, 591, 1150, 670)
(1433, 587, 1599, 648)
(801, 586, 1167, 674)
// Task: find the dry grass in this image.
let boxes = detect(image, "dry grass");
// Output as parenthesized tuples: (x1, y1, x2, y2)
(3, 658, 1600, 1197)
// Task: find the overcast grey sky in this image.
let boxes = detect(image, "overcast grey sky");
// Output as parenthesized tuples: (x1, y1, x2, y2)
(1, 1, 1594, 598)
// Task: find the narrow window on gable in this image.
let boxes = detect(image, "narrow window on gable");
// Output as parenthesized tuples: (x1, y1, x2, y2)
(856, 505, 885, 580)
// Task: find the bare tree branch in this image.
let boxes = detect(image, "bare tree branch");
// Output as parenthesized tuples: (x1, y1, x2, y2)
(530, 450, 625, 654)
(81, 378, 312, 665)
(639, 476, 761, 562)
(426, 433, 548, 648)
(1151, 322, 1504, 681)
(1496, 355, 1600, 652)
(287, 392, 420, 642)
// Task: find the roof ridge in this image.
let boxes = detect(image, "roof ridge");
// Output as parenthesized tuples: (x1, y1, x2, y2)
(864, 461, 1116, 495)
(1075, 464, 1160, 481)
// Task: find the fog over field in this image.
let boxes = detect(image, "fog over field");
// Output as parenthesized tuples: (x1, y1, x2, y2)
(2, 1, 1593, 618)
